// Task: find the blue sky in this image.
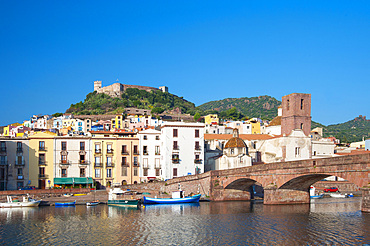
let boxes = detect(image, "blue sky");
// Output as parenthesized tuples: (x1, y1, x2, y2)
(1, 1, 369, 126)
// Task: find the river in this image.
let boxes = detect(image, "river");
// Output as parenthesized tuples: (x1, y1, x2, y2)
(0, 197, 369, 245)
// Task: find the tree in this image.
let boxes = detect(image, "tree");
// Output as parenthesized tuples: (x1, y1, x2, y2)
(194, 112, 201, 121)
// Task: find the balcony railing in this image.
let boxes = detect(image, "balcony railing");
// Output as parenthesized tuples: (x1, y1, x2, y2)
(106, 149, 114, 154)
(16, 148, 23, 154)
(121, 162, 129, 166)
(121, 151, 129, 155)
(38, 161, 47, 166)
(94, 162, 103, 168)
(133, 151, 139, 155)
(143, 151, 149, 155)
(79, 160, 89, 165)
(195, 146, 202, 151)
(194, 159, 202, 164)
(95, 149, 102, 154)
(39, 174, 49, 179)
(60, 160, 71, 165)
(133, 162, 139, 167)
(39, 147, 47, 151)
(15, 160, 25, 166)
(172, 159, 180, 164)
(61, 174, 67, 177)
(106, 162, 115, 167)
(173, 146, 179, 150)
(17, 175, 24, 180)
(155, 152, 160, 155)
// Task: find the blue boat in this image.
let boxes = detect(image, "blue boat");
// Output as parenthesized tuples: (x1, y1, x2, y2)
(310, 194, 324, 199)
(55, 200, 76, 206)
(143, 194, 201, 204)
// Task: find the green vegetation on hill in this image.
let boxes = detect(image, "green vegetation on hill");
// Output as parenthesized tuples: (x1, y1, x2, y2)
(196, 95, 281, 120)
(66, 88, 196, 115)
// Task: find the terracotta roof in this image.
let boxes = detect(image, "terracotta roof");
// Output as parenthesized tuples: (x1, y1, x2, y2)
(336, 150, 370, 156)
(205, 134, 280, 141)
(268, 116, 281, 126)
(225, 137, 247, 148)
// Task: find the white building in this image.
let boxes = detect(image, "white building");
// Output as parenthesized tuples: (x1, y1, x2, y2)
(312, 139, 336, 158)
(138, 129, 162, 182)
(161, 122, 204, 180)
(54, 137, 93, 182)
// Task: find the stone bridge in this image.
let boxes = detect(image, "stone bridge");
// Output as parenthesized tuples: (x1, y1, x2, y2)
(126, 153, 370, 212)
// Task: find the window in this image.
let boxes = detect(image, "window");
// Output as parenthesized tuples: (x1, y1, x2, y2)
(17, 142, 22, 152)
(295, 147, 300, 156)
(195, 129, 199, 138)
(173, 168, 178, 177)
(301, 99, 304, 110)
(143, 146, 148, 155)
(134, 167, 138, 176)
(313, 151, 317, 156)
(155, 169, 160, 176)
(95, 144, 101, 153)
(143, 135, 147, 140)
(195, 141, 200, 150)
(95, 156, 101, 166)
(155, 136, 160, 140)
(155, 146, 160, 155)
(230, 149, 234, 155)
(61, 154, 67, 164)
(143, 169, 148, 176)
(39, 141, 45, 150)
(121, 166, 127, 176)
(61, 142, 67, 151)
(107, 169, 112, 178)
(106, 156, 113, 166)
(80, 168, 85, 177)
(80, 154, 85, 163)
(80, 142, 85, 151)
(133, 157, 138, 166)
(134, 145, 138, 154)
(17, 156, 23, 165)
(122, 156, 127, 165)
(95, 169, 101, 178)
(17, 182, 23, 189)
(61, 168, 67, 177)
(300, 123, 304, 129)
(143, 158, 148, 169)
(17, 168, 23, 176)
(39, 154, 45, 164)
(173, 129, 178, 137)
(122, 145, 127, 154)
(173, 141, 178, 150)
(107, 144, 113, 154)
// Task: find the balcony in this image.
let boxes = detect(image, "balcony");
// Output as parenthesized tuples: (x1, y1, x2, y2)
(172, 158, 180, 164)
(133, 151, 139, 155)
(39, 147, 47, 152)
(195, 146, 202, 151)
(133, 162, 139, 167)
(173, 146, 179, 150)
(106, 149, 114, 154)
(15, 160, 25, 166)
(39, 174, 49, 179)
(121, 162, 129, 166)
(95, 149, 102, 154)
(16, 148, 23, 154)
(38, 161, 47, 166)
(194, 159, 202, 164)
(60, 160, 71, 165)
(17, 175, 24, 180)
(155, 152, 160, 156)
(106, 162, 115, 168)
(121, 151, 129, 155)
(143, 151, 149, 156)
(79, 160, 89, 165)
(94, 162, 103, 168)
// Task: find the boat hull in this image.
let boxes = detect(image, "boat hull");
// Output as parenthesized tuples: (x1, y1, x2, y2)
(310, 194, 324, 199)
(55, 201, 76, 206)
(86, 202, 99, 206)
(0, 201, 41, 208)
(108, 199, 139, 207)
(143, 194, 201, 204)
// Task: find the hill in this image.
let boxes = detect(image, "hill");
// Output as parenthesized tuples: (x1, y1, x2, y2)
(66, 88, 196, 115)
(196, 95, 281, 120)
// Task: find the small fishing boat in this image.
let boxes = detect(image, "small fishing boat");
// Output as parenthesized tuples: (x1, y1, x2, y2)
(108, 186, 139, 207)
(143, 194, 201, 204)
(86, 201, 99, 206)
(330, 193, 346, 198)
(0, 195, 41, 208)
(309, 186, 323, 199)
(55, 200, 76, 206)
(310, 194, 324, 199)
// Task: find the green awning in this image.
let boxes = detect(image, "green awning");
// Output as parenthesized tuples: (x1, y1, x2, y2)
(54, 177, 74, 185)
(54, 177, 93, 185)
(74, 177, 93, 184)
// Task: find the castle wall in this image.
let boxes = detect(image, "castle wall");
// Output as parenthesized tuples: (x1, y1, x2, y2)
(93, 81, 162, 98)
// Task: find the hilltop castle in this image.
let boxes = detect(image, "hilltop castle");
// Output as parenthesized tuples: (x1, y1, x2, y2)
(94, 81, 168, 98)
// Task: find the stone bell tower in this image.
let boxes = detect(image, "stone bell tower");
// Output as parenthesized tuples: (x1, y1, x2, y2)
(281, 93, 311, 136)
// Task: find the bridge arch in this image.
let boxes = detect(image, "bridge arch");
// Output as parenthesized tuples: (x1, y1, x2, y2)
(279, 174, 331, 191)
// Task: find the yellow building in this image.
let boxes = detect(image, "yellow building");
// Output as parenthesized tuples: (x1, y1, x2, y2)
(91, 131, 118, 188)
(62, 118, 76, 130)
(249, 120, 261, 134)
(111, 115, 124, 130)
(204, 114, 219, 125)
(3, 123, 22, 136)
(28, 131, 57, 189)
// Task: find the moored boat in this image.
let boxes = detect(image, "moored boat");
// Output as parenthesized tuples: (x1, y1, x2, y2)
(108, 186, 139, 207)
(310, 194, 324, 199)
(330, 193, 346, 198)
(55, 200, 76, 206)
(86, 201, 99, 206)
(0, 195, 41, 208)
(143, 194, 201, 204)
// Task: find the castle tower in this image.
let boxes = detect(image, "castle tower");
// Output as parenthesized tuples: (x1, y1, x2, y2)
(281, 93, 311, 136)
(159, 86, 168, 93)
(94, 81, 102, 91)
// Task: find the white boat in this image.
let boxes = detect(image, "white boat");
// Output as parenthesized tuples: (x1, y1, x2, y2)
(330, 193, 346, 198)
(0, 195, 41, 208)
(309, 186, 323, 199)
(86, 201, 99, 206)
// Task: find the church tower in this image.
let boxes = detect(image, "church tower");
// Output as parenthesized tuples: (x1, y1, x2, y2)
(281, 93, 311, 136)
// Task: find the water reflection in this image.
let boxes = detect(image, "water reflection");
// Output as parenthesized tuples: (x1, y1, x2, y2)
(0, 199, 369, 245)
